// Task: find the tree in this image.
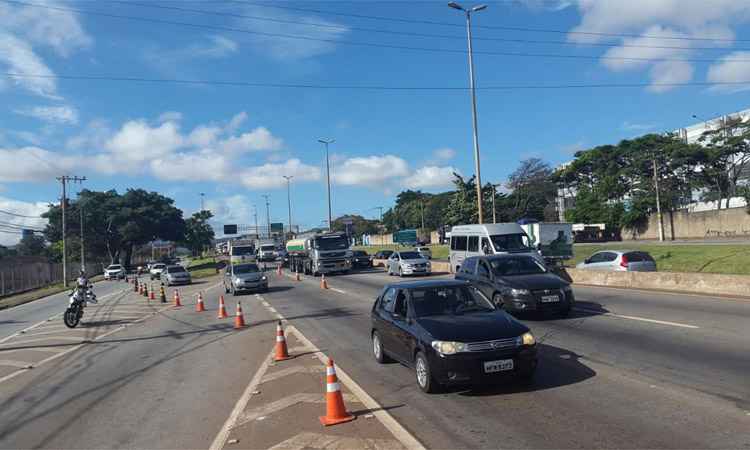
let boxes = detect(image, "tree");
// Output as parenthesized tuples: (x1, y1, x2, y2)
(184, 210, 215, 256)
(0, 245, 16, 259)
(331, 215, 379, 237)
(695, 115, 750, 208)
(16, 233, 47, 257)
(504, 158, 556, 221)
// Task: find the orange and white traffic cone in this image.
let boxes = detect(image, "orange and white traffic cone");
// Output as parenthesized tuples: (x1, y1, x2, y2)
(319, 358, 355, 426)
(320, 274, 329, 290)
(149, 283, 155, 300)
(173, 289, 182, 307)
(159, 286, 167, 304)
(195, 292, 205, 312)
(217, 295, 228, 319)
(234, 302, 246, 329)
(274, 321, 291, 361)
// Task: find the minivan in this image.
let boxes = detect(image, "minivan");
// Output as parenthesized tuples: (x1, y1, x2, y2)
(449, 223, 539, 273)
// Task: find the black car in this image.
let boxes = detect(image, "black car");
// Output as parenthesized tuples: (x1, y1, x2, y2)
(373, 250, 394, 260)
(455, 255, 574, 317)
(370, 279, 537, 393)
(351, 250, 373, 268)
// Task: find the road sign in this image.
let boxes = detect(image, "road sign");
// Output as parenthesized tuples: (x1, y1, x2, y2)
(270, 222, 284, 232)
(393, 229, 418, 245)
(223, 224, 238, 235)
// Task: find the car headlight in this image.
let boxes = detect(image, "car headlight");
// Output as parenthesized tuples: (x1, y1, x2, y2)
(261, 275, 267, 281)
(520, 332, 536, 346)
(431, 341, 467, 355)
(509, 288, 531, 296)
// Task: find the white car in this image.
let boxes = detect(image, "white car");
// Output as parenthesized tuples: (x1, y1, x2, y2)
(386, 251, 431, 277)
(415, 246, 432, 260)
(104, 264, 125, 280)
(149, 263, 167, 280)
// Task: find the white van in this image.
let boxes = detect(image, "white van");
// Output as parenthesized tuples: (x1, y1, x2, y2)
(449, 223, 539, 273)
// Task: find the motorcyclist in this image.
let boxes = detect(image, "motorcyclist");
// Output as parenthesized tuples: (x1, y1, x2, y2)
(75, 269, 97, 304)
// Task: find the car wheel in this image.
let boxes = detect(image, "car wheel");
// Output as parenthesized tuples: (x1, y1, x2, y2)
(415, 352, 440, 393)
(224, 284, 230, 294)
(398, 267, 403, 277)
(371, 331, 391, 364)
(230, 285, 236, 296)
(518, 368, 536, 385)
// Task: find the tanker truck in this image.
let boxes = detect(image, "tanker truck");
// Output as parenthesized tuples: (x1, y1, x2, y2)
(286, 232, 352, 276)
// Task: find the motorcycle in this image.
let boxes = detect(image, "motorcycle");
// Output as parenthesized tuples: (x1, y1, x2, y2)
(64, 286, 90, 328)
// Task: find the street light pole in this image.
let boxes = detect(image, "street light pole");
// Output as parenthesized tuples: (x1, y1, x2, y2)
(318, 138, 335, 231)
(200, 192, 205, 211)
(449, 2, 487, 224)
(262, 195, 271, 238)
(80, 202, 85, 271)
(283, 175, 294, 236)
(491, 184, 497, 224)
(56, 175, 85, 287)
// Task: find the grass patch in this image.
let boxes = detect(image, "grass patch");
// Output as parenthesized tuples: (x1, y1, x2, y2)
(355, 244, 449, 260)
(186, 256, 223, 279)
(570, 243, 750, 275)
(0, 275, 105, 311)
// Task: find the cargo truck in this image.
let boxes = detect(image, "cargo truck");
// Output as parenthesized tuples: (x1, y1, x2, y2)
(286, 232, 352, 276)
(228, 239, 256, 264)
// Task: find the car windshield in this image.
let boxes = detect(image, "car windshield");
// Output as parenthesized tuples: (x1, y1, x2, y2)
(231, 246, 255, 256)
(167, 266, 186, 274)
(107, 265, 122, 270)
(233, 264, 259, 274)
(353, 251, 367, 256)
(399, 252, 421, 259)
(411, 285, 495, 317)
(153, 264, 165, 269)
(491, 257, 546, 276)
(260, 245, 275, 251)
(490, 233, 533, 252)
(380, 251, 393, 257)
(314, 236, 349, 250)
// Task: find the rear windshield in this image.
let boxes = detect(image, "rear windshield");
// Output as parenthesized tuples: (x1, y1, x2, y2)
(260, 245, 275, 251)
(625, 252, 654, 262)
(167, 266, 187, 273)
(379, 250, 393, 257)
(353, 251, 368, 256)
(107, 265, 122, 270)
(399, 252, 421, 259)
(234, 264, 260, 274)
(153, 264, 166, 269)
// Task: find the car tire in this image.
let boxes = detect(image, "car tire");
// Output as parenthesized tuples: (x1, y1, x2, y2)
(230, 285, 236, 296)
(398, 267, 403, 277)
(224, 284, 230, 294)
(518, 368, 536, 385)
(415, 352, 440, 394)
(371, 331, 391, 364)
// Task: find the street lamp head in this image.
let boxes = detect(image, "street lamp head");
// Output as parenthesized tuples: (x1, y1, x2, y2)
(318, 138, 335, 144)
(472, 4, 488, 11)
(448, 2, 464, 10)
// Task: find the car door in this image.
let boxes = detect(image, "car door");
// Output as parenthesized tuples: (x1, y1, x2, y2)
(475, 259, 495, 299)
(388, 253, 399, 273)
(389, 289, 414, 364)
(582, 251, 609, 270)
(376, 287, 401, 358)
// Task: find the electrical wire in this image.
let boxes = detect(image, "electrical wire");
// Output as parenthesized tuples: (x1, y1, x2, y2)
(0, 209, 43, 219)
(5, 0, 750, 64)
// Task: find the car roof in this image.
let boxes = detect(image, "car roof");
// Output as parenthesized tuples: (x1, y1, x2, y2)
(474, 254, 537, 261)
(384, 279, 469, 290)
(450, 223, 524, 235)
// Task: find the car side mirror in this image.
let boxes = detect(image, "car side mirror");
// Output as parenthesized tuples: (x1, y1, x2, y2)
(584, 258, 591, 264)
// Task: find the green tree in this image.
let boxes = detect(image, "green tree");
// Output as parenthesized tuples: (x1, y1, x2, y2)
(184, 210, 215, 256)
(504, 158, 556, 221)
(331, 215, 380, 237)
(16, 233, 47, 257)
(695, 115, 750, 208)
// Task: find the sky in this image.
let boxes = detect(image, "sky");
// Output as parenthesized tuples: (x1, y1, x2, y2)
(2, 0, 750, 245)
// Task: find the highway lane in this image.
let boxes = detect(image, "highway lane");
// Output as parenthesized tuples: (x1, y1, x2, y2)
(261, 268, 750, 449)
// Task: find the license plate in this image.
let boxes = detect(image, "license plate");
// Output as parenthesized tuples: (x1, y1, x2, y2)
(484, 359, 514, 373)
(541, 294, 559, 303)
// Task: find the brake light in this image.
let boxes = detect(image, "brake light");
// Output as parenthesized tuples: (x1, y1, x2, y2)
(620, 254, 629, 268)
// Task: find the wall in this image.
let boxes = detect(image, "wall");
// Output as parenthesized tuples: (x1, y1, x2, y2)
(624, 207, 750, 240)
(0, 261, 104, 297)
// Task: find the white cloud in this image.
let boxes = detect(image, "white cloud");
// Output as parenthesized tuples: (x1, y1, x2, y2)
(0, 32, 58, 98)
(404, 166, 457, 190)
(0, 196, 49, 246)
(105, 119, 184, 164)
(191, 35, 238, 58)
(648, 60, 693, 92)
(707, 51, 750, 92)
(220, 127, 283, 154)
(66, 119, 112, 150)
(187, 125, 222, 148)
(150, 149, 230, 182)
(240, 159, 321, 189)
(332, 155, 409, 187)
(433, 147, 456, 161)
(15, 105, 79, 125)
(205, 195, 253, 228)
(226, 112, 248, 133)
(157, 111, 183, 123)
(0, 146, 77, 182)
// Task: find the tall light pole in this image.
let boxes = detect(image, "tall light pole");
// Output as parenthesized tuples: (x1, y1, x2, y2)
(318, 138, 335, 231)
(253, 204, 259, 238)
(262, 194, 271, 238)
(79, 200, 85, 271)
(449, 2, 487, 224)
(200, 192, 205, 211)
(282, 175, 294, 236)
(57, 175, 85, 287)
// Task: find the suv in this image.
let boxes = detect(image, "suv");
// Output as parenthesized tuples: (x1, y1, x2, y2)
(149, 263, 167, 280)
(224, 263, 268, 295)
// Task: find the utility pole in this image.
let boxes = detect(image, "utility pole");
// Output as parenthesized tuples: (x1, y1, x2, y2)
(80, 201, 85, 271)
(57, 175, 85, 287)
(420, 199, 425, 230)
(283, 175, 293, 237)
(491, 184, 497, 224)
(318, 138, 335, 231)
(262, 194, 271, 238)
(375, 206, 384, 222)
(653, 159, 665, 242)
(200, 192, 205, 211)
(253, 205, 259, 238)
(449, 2, 487, 224)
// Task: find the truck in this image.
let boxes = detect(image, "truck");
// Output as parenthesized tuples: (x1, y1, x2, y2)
(228, 239, 257, 264)
(393, 229, 418, 246)
(286, 232, 352, 276)
(519, 222, 574, 265)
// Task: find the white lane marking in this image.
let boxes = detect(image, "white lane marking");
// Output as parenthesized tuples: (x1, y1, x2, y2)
(0, 347, 65, 354)
(268, 432, 403, 450)
(232, 393, 360, 429)
(0, 359, 33, 368)
(260, 365, 325, 384)
(12, 329, 89, 338)
(0, 336, 86, 346)
(267, 307, 278, 314)
(330, 288, 347, 295)
(210, 350, 275, 450)
(573, 307, 700, 329)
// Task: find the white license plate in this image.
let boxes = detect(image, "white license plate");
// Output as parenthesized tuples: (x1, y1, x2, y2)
(483, 359, 514, 373)
(541, 294, 559, 303)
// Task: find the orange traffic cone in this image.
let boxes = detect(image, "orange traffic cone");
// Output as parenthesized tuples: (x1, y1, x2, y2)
(217, 295, 228, 319)
(195, 292, 205, 312)
(320, 274, 329, 290)
(149, 283, 155, 300)
(274, 321, 291, 361)
(159, 285, 167, 303)
(295, 270, 301, 281)
(143, 284, 148, 298)
(234, 302, 246, 329)
(173, 289, 182, 307)
(319, 358, 355, 426)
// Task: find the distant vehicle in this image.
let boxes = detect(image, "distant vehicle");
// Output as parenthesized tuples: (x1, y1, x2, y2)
(449, 223, 540, 274)
(229, 240, 256, 264)
(286, 232, 352, 276)
(415, 246, 432, 260)
(519, 222, 574, 265)
(258, 244, 278, 262)
(374, 250, 394, 260)
(103, 264, 125, 280)
(455, 255, 574, 317)
(386, 251, 431, 277)
(351, 250, 373, 268)
(163, 265, 192, 286)
(149, 263, 167, 280)
(370, 279, 538, 393)
(393, 229, 418, 246)
(576, 250, 657, 272)
(224, 263, 268, 295)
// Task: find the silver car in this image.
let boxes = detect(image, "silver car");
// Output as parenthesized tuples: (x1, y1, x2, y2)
(415, 246, 432, 260)
(576, 250, 657, 272)
(163, 265, 192, 286)
(224, 263, 269, 295)
(386, 251, 432, 277)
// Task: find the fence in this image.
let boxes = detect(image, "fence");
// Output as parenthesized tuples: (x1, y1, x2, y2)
(0, 260, 106, 297)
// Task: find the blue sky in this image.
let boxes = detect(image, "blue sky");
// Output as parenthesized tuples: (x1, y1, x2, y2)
(2, 0, 750, 244)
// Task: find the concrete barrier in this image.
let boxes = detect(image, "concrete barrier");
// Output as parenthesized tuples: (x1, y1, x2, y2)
(561, 268, 750, 298)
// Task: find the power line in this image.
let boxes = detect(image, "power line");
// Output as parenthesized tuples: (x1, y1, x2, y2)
(5, 72, 750, 91)
(0, 209, 44, 219)
(113, 0, 739, 52)
(6, 0, 750, 64)
(0, 220, 44, 231)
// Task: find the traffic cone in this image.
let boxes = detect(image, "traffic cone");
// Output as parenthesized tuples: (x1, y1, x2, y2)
(195, 292, 205, 312)
(320, 274, 329, 290)
(134, 279, 139, 293)
(217, 295, 228, 319)
(160, 286, 168, 304)
(143, 284, 148, 298)
(276, 265, 282, 277)
(234, 302, 246, 329)
(295, 270, 301, 281)
(274, 321, 291, 361)
(319, 358, 355, 426)
(149, 283, 155, 300)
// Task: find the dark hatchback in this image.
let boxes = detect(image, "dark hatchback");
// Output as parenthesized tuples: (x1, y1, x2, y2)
(351, 250, 373, 268)
(370, 280, 538, 393)
(455, 255, 575, 317)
